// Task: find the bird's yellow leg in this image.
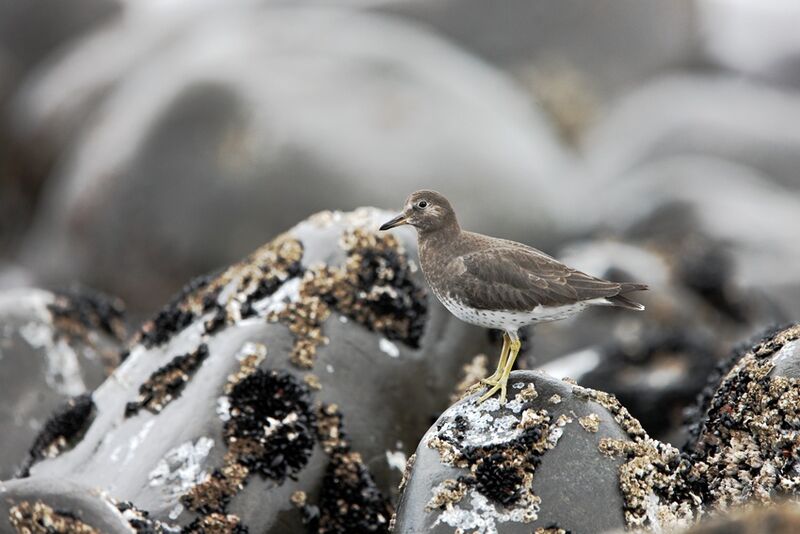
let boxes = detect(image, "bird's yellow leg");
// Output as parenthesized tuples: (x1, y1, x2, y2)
(479, 335, 521, 404)
(497, 338, 521, 404)
(481, 333, 510, 385)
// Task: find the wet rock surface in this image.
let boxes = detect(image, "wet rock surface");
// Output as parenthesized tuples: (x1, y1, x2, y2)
(7, 209, 496, 533)
(393, 370, 633, 533)
(0, 287, 125, 480)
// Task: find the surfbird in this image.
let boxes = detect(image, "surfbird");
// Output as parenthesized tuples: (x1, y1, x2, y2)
(379, 189, 648, 404)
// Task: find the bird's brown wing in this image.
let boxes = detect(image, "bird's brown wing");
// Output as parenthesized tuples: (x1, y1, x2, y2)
(453, 245, 628, 312)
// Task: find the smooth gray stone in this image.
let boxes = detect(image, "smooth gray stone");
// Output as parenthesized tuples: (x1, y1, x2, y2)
(394, 370, 631, 534)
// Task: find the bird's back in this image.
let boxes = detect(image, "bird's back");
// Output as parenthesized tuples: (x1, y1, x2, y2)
(420, 229, 647, 315)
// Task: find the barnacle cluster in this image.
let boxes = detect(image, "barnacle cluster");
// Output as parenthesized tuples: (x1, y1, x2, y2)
(18, 393, 95, 477)
(270, 228, 426, 369)
(125, 344, 209, 416)
(9, 501, 99, 534)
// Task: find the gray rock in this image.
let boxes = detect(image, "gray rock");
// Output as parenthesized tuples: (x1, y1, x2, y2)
(0, 478, 138, 533)
(372, 0, 696, 103)
(583, 76, 800, 191)
(0, 0, 120, 253)
(597, 322, 800, 533)
(697, 0, 800, 87)
(0, 286, 125, 480)
(393, 370, 635, 534)
(15, 4, 568, 313)
(18, 208, 497, 532)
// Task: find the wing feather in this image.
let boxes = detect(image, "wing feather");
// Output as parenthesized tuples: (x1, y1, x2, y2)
(452, 245, 625, 311)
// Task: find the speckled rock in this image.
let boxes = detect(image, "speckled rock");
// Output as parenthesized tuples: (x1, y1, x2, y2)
(16, 209, 497, 533)
(0, 478, 148, 533)
(393, 370, 637, 534)
(683, 324, 800, 511)
(15, 3, 568, 313)
(0, 286, 125, 480)
(588, 323, 800, 534)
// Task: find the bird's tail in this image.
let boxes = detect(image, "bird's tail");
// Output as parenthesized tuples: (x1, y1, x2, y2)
(606, 283, 649, 311)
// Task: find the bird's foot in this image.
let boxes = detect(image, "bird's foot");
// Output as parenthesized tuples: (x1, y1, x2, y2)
(480, 373, 501, 386)
(478, 375, 508, 404)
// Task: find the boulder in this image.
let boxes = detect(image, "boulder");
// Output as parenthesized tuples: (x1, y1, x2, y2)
(393, 370, 643, 533)
(0, 286, 125, 480)
(14, 209, 497, 533)
(684, 323, 800, 512)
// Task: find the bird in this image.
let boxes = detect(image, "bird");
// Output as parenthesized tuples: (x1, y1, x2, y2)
(379, 190, 648, 404)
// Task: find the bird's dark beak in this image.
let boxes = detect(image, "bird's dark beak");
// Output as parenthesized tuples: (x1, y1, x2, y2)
(379, 213, 408, 231)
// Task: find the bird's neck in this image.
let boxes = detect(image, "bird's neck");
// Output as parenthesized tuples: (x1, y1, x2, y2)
(417, 223, 462, 267)
(419, 221, 461, 244)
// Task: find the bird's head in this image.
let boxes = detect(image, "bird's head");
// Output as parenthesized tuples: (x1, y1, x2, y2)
(379, 190, 459, 234)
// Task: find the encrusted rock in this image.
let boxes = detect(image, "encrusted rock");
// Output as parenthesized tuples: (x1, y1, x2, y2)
(393, 370, 633, 533)
(685, 323, 800, 513)
(597, 323, 800, 533)
(16, 209, 495, 533)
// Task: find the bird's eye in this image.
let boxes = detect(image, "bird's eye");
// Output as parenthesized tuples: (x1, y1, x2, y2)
(417, 200, 428, 209)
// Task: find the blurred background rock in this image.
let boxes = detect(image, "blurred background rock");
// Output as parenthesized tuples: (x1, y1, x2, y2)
(1, 0, 800, 454)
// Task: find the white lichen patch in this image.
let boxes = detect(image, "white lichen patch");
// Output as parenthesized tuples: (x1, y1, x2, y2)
(19, 321, 86, 396)
(235, 342, 267, 362)
(216, 396, 232, 422)
(379, 338, 400, 358)
(426, 388, 572, 533)
(433, 488, 541, 534)
(253, 277, 302, 315)
(168, 503, 184, 520)
(434, 398, 525, 449)
(149, 437, 215, 500)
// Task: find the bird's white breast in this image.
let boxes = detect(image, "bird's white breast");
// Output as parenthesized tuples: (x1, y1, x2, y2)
(436, 291, 588, 332)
